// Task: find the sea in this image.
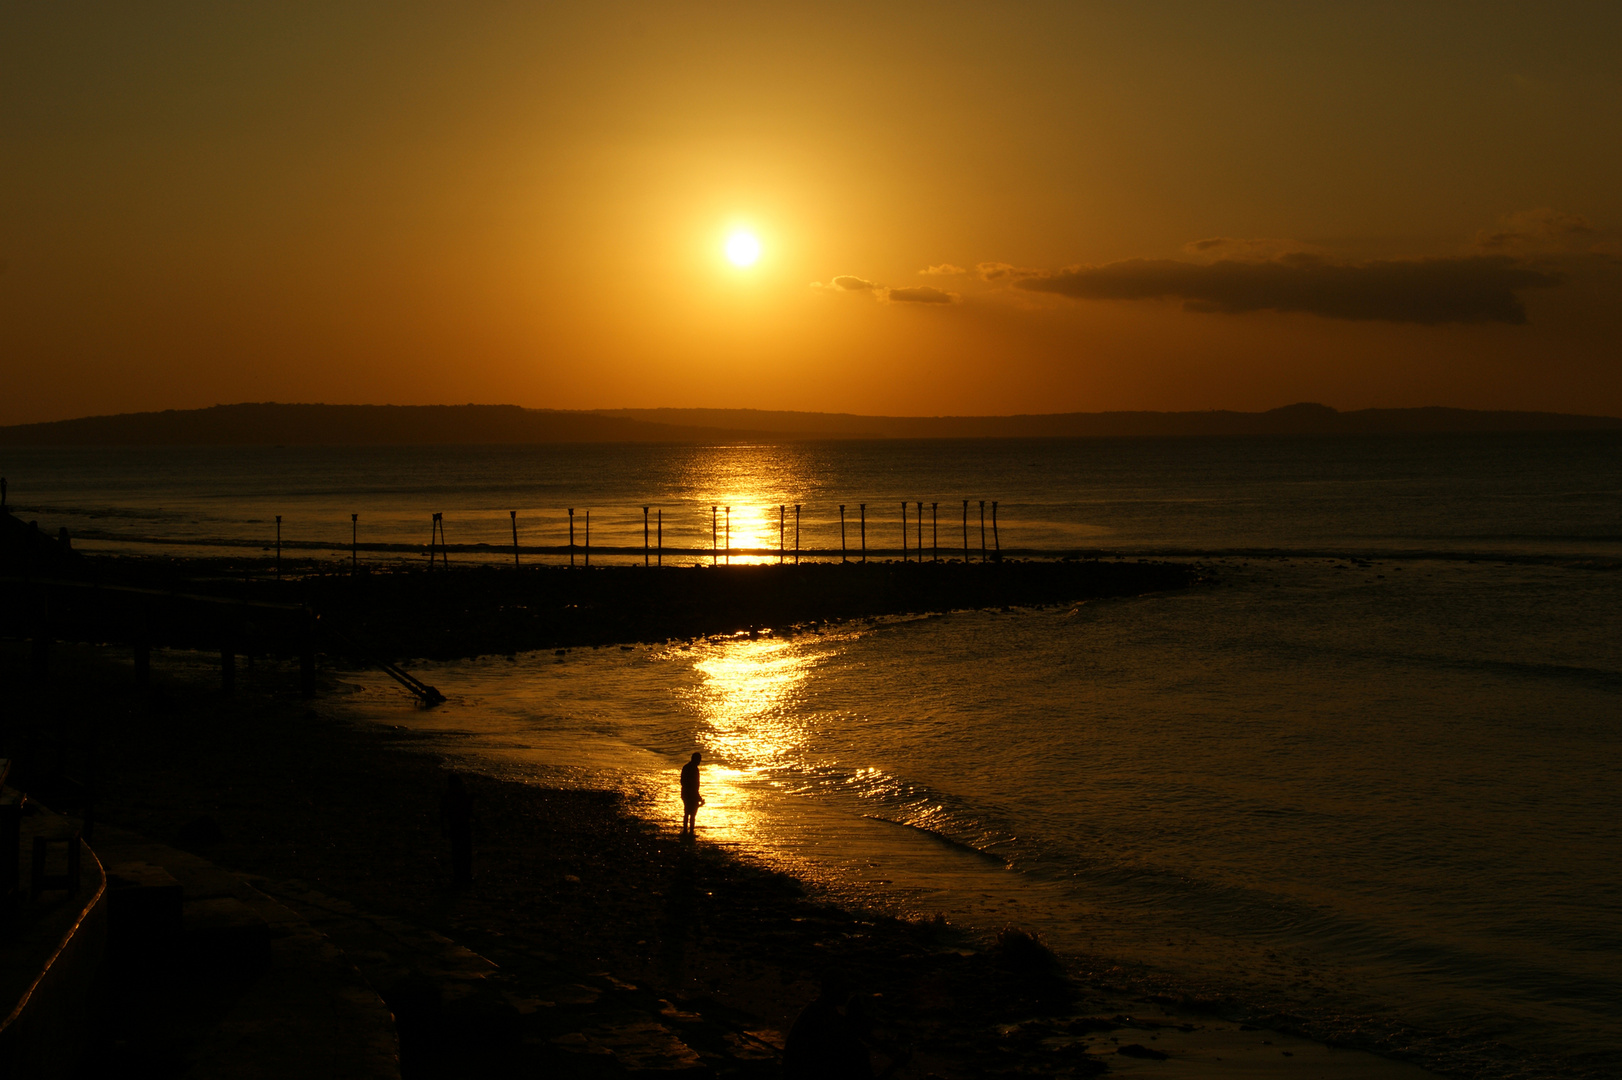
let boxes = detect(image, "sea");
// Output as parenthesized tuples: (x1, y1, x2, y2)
(3, 433, 1619, 1077)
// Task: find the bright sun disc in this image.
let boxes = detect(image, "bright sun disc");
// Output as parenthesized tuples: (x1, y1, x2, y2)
(725, 231, 761, 266)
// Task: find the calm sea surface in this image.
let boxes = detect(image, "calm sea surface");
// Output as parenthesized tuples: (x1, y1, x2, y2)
(5, 434, 1619, 1076)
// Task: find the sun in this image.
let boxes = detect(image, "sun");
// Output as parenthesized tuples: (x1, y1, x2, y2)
(725, 230, 762, 267)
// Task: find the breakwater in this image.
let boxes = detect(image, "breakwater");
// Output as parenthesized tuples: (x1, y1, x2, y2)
(305, 559, 1199, 660)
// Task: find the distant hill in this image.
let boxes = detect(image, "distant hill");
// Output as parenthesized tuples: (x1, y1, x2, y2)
(598, 403, 1622, 438)
(1, 401, 1618, 445)
(0, 403, 771, 446)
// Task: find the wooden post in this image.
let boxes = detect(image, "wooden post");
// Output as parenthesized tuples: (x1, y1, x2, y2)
(585, 510, 590, 567)
(859, 504, 866, 563)
(511, 510, 520, 568)
(711, 506, 717, 564)
(932, 502, 938, 562)
(351, 513, 358, 574)
(901, 502, 908, 562)
(569, 509, 575, 568)
(657, 509, 662, 566)
(979, 500, 987, 562)
(839, 505, 847, 563)
(992, 501, 1000, 560)
(275, 515, 282, 580)
(643, 506, 650, 567)
(962, 500, 969, 561)
(916, 501, 923, 560)
(779, 505, 785, 564)
(724, 507, 730, 565)
(794, 504, 801, 565)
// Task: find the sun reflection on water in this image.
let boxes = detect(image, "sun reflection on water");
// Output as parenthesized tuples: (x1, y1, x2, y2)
(678, 445, 829, 564)
(665, 634, 823, 839)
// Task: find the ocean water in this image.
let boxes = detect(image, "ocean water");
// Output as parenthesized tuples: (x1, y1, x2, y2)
(4, 434, 1619, 1076)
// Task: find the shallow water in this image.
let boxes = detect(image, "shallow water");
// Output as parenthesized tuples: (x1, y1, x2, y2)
(7, 433, 1620, 1074)
(338, 553, 1620, 1072)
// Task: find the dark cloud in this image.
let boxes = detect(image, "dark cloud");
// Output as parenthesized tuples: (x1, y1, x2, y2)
(888, 286, 955, 304)
(1476, 208, 1597, 252)
(976, 261, 1039, 281)
(1181, 236, 1322, 261)
(1014, 253, 1562, 324)
(830, 275, 878, 292)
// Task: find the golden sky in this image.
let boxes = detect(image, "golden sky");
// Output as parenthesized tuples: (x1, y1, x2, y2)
(3, 3, 1620, 424)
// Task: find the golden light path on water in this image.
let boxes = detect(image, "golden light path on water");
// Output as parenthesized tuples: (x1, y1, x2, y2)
(659, 635, 821, 840)
(679, 447, 819, 566)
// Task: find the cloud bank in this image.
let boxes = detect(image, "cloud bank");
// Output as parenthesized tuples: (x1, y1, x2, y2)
(1476, 208, 1597, 253)
(1014, 253, 1562, 324)
(888, 286, 954, 303)
(813, 276, 958, 304)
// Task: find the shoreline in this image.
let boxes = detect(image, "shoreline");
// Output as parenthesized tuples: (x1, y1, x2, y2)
(0, 639, 1462, 1079)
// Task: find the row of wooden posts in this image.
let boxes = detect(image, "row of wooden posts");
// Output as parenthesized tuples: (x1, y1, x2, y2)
(275, 500, 1002, 576)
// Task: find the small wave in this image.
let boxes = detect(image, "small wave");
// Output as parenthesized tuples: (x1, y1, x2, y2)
(860, 815, 1011, 866)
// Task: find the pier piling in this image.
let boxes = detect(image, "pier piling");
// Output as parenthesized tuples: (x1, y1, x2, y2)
(932, 502, 938, 562)
(657, 509, 662, 566)
(711, 506, 718, 565)
(980, 501, 987, 562)
(992, 501, 1000, 560)
(839, 505, 847, 562)
(585, 511, 590, 567)
(511, 510, 520, 568)
(643, 506, 650, 567)
(569, 509, 576, 568)
(794, 504, 801, 565)
(860, 504, 866, 563)
(901, 502, 908, 562)
(351, 514, 358, 574)
(962, 500, 968, 561)
(917, 501, 923, 561)
(724, 507, 731, 565)
(275, 515, 282, 580)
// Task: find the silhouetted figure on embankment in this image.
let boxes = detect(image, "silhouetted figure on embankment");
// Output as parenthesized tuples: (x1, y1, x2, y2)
(442, 772, 473, 886)
(680, 752, 704, 832)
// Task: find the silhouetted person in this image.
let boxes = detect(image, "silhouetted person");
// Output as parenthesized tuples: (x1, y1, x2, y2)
(783, 972, 874, 1080)
(680, 752, 703, 832)
(442, 773, 473, 885)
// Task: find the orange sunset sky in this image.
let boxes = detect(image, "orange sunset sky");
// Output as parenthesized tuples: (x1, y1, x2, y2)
(3, 3, 1620, 426)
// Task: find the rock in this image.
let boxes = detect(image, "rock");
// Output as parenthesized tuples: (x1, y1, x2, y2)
(1117, 1043, 1168, 1060)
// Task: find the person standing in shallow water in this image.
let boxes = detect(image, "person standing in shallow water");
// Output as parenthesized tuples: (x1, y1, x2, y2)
(680, 752, 703, 832)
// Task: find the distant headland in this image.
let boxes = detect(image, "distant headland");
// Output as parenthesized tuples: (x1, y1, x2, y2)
(2, 401, 1618, 446)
